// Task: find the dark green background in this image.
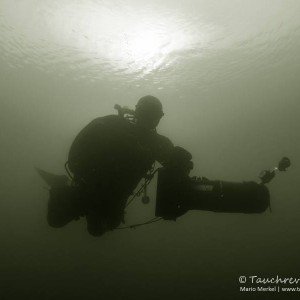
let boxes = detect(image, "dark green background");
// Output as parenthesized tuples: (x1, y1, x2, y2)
(1, 1, 299, 299)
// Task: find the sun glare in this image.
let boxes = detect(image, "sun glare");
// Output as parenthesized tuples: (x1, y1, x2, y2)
(49, 3, 209, 76)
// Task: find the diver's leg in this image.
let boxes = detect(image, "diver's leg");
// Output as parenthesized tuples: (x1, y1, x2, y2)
(47, 185, 84, 228)
(85, 192, 127, 236)
(85, 209, 123, 236)
(84, 185, 108, 236)
(106, 201, 125, 229)
(86, 211, 107, 237)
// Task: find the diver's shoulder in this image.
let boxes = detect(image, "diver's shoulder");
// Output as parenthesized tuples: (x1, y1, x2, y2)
(154, 132, 174, 148)
(90, 115, 131, 126)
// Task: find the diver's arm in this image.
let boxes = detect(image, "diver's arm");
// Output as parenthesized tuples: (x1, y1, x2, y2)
(154, 135, 174, 166)
(155, 135, 193, 175)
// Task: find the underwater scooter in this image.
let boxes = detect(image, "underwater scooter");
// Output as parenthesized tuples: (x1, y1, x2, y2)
(155, 157, 291, 220)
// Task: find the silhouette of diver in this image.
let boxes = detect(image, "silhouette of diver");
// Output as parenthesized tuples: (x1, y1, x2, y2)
(46, 95, 193, 236)
(41, 96, 290, 237)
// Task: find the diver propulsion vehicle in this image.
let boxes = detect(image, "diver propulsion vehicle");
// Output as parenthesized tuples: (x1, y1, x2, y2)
(155, 157, 291, 220)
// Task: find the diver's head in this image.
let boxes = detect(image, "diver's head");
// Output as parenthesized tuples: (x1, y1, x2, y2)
(135, 95, 164, 130)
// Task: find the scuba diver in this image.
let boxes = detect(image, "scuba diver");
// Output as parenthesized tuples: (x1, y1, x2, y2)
(41, 95, 193, 236)
(38, 95, 291, 236)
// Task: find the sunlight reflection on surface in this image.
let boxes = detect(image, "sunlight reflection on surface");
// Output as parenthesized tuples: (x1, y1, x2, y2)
(48, 2, 211, 76)
(0, 0, 214, 80)
(0, 0, 299, 87)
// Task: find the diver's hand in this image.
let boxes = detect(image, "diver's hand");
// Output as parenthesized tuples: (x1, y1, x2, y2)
(166, 146, 193, 175)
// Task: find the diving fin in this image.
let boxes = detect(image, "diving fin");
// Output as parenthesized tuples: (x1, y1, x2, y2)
(36, 168, 69, 187)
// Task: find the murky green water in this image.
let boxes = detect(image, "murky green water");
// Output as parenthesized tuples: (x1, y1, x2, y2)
(1, 1, 300, 299)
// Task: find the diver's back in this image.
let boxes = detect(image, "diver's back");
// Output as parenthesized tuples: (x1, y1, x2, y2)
(68, 115, 132, 173)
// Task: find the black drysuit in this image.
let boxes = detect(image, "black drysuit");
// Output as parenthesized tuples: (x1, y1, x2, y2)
(53, 115, 192, 236)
